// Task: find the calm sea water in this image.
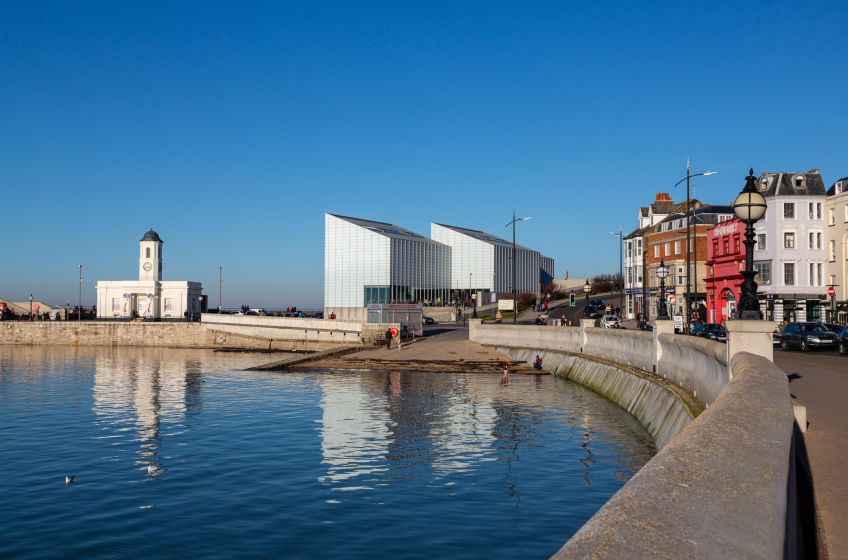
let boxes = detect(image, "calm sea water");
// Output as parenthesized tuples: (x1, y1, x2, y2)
(0, 346, 655, 560)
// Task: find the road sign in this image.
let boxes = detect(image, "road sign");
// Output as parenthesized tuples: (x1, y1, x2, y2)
(666, 294, 676, 305)
(828, 286, 835, 297)
(33, 304, 40, 311)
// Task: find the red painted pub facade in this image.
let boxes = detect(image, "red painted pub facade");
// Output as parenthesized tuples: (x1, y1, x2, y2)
(706, 218, 745, 323)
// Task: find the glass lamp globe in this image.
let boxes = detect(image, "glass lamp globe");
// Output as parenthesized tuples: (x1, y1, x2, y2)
(656, 264, 669, 279)
(733, 190, 767, 222)
(583, 280, 592, 294)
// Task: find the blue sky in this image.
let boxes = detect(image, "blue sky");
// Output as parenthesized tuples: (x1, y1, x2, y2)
(3, 1, 847, 309)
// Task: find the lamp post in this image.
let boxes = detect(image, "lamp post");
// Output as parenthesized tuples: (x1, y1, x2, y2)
(218, 266, 222, 311)
(673, 162, 717, 333)
(199, 296, 204, 318)
(656, 260, 670, 320)
(608, 227, 623, 314)
(505, 210, 531, 325)
(78, 265, 82, 321)
(583, 279, 591, 300)
(29, 294, 33, 322)
(471, 272, 478, 319)
(732, 168, 768, 320)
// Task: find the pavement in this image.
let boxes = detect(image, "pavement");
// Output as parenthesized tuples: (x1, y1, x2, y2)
(774, 347, 848, 559)
(364, 324, 510, 361)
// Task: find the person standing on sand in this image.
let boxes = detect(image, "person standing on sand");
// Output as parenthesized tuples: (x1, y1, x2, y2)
(385, 327, 393, 350)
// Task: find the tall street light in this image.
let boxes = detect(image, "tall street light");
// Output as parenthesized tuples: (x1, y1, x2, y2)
(656, 260, 670, 319)
(506, 210, 531, 324)
(732, 168, 768, 319)
(608, 227, 623, 314)
(78, 265, 82, 321)
(218, 266, 223, 312)
(470, 272, 478, 319)
(673, 160, 717, 333)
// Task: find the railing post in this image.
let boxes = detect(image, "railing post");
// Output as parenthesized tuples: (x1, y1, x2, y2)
(652, 320, 675, 376)
(724, 320, 774, 379)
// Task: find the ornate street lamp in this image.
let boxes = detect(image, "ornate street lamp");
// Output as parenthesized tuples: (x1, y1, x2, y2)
(732, 168, 768, 320)
(656, 260, 670, 320)
(583, 279, 592, 300)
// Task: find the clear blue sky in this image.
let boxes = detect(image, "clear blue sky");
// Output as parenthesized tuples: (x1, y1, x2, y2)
(3, 1, 847, 309)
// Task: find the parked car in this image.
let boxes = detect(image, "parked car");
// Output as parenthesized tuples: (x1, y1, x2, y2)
(639, 324, 654, 332)
(704, 324, 727, 342)
(590, 298, 605, 308)
(582, 305, 600, 319)
(840, 328, 848, 355)
(773, 332, 782, 347)
(691, 323, 722, 338)
(311, 312, 324, 319)
(780, 322, 839, 351)
(823, 323, 845, 336)
(601, 315, 622, 328)
(284, 312, 307, 318)
(423, 316, 435, 325)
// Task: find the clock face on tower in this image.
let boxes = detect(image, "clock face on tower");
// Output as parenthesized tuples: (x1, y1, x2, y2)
(143, 262, 152, 271)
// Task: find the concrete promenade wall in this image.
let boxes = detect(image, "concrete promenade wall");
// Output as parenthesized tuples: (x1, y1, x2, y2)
(0, 321, 207, 347)
(583, 327, 653, 371)
(657, 333, 729, 407)
(201, 314, 366, 347)
(469, 323, 583, 353)
(552, 352, 795, 559)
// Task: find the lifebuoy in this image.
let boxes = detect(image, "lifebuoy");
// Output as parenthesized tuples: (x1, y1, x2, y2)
(390, 328, 399, 338)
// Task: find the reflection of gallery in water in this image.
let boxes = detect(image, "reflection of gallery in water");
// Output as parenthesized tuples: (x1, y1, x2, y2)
(96, 229, 205, 320)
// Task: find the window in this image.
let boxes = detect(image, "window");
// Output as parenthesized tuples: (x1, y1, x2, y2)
(830, 240, 836, 261)
(674, 241, 681, 254)
(735, 238, 740, 253)
(784, 232, 795, 249)
(784, 262, 795, 286)
(709, 265, 714, 277)
(724, 240, 729, 254)
(809, 203, 815, 219)
(637, 239, 642, 256)
(817, 203, 822, 219)
(112, 298, 120, 312)
(665, 243, 671, 256)
(637, 265, 643, 283)
(164, 298, 173, 313)
(753, 261, 771, 285)
(713, 241, 718, 256)
(795, 176, 805, 188)
(627, 242, 632, 259)
(838, 182, 844, 194)
(809, 232, 815, 249)
(830, 208, 835, 225)
(146, 247, 151, 258)
(757, 233, 766, 250)
(810, 263, 815, 286)
(678, 267, 684, 286)
(784, 203, 795, 219)
(817, 232, 822, 250)
(818, 263, 822, 286)
(654, 245, 660, 258)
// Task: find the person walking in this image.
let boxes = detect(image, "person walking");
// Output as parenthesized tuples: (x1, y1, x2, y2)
(385, 327, 393, 350)
(495, 310, 502, 325)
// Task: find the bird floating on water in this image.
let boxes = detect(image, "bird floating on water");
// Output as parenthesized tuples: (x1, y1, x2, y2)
(147, 465, 155, 474)
(65, 476, 74, 484)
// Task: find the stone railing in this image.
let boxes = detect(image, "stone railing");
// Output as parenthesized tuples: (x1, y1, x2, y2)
(552, 352, 795, 559)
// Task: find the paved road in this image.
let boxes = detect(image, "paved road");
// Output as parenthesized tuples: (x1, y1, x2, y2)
(774, 347, 848, 559)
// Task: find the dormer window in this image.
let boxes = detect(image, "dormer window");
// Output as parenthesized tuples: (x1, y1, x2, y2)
(837, 181, 843, 194)
(794, 175, 805, 188)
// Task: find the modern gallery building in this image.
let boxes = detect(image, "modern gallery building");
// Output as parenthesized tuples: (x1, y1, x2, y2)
(324, 214, 552, 317)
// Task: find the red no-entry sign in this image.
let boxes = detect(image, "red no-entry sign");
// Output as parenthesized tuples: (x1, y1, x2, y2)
(828, 286, 835, 297)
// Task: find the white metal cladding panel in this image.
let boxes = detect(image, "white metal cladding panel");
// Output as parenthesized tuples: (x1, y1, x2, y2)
(432, 224, 495, 290)
(325, 214, 390, 308)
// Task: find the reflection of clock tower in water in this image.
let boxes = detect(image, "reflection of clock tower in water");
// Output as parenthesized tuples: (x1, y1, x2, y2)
(139, 229, 163, 282)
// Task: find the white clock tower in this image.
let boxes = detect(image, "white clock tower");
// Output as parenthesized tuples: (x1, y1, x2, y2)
(139, 229, 163, 281)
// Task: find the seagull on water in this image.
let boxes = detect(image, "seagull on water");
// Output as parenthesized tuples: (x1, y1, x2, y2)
(65, 476, 75, 484)
(147, 465, 156, 474)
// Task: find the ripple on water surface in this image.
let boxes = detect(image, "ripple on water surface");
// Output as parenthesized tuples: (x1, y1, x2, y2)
(0, 346, 655, 559)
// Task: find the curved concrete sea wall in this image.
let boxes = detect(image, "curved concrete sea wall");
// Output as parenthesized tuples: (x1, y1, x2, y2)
(657, 333, 728, 407)
(582, 327, 653, 371)
(499, 347, 694, 450)
(552, 352, 795, 559)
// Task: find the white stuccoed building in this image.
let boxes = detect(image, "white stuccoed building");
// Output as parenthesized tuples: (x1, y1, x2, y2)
(96, 229, 204, 320)
(753, 170, 828, 322)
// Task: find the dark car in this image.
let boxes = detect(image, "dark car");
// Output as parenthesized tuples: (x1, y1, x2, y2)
(423, 316, 435, 325)
(780, 322, 839, 351)
(704, 324, 727, 342)
(639, 324, 654, 332)
(590, 298, 605, 308)
(582, 305, 599, 319)
(691, 323, 723, 339)
(840, 328, 848, 356)
(311, 312, 324, 319)
(823, 323, 845, 336)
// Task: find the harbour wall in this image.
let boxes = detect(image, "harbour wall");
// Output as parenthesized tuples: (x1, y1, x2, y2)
(469, 320, 796, 558)
(0, 315, 396, 351)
